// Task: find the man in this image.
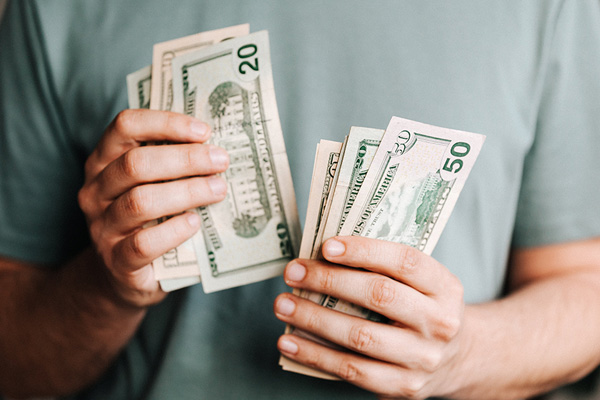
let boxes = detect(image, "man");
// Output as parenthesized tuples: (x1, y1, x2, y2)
(1, 1, 599, 399)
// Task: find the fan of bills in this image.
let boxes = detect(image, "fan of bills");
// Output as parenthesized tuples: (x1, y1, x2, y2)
(280, 118, 485, 378)
(126, 24, 485, 377)
(127, 24, 303, 293)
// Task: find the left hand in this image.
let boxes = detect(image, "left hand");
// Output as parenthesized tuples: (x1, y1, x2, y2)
(274, 236, 466, 399)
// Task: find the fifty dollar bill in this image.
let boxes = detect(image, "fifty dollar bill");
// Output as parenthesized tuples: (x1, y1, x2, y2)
(283, 116, 485, 378)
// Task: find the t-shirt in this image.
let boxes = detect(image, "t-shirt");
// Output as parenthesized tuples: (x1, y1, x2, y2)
(1, 1, 599, 399)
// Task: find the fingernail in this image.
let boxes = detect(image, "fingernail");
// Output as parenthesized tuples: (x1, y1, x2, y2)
(186, 212, 201, 228)
(275, 297, 296, 316)
(286, 261, 306, 282)
(191, 120, 210, 139)
(323, 238, 345, 257)
(279, 337, 299, 355)
(209, 145, 229, 168)
(208, 176, 227, 196)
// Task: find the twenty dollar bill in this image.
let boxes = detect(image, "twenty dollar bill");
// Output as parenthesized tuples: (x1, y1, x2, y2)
(170, 30, 301, 293)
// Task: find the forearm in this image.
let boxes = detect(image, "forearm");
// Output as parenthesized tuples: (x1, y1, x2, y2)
(0, 248, 146, 398)
(448, 270, 600, 399)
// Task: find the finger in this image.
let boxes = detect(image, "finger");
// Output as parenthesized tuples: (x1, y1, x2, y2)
(106, 175, 227, 234)
(88, 110, 211, 176)
(277, 333, 426, 399)
(274, 294, 434, 370)
(95, 143, 229, 200)
(113, 212, 201, 272)
(322, 236, 457, 296)
(283, 259, 437, 329)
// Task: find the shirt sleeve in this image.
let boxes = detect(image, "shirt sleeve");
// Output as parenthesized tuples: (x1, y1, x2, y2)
(0, 1, 88, 264)
(512, 0, 600, 248)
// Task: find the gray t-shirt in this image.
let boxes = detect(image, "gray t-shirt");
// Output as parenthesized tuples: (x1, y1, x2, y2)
(1, 1, 599, 398)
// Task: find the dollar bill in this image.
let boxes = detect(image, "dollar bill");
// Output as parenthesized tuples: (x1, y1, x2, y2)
(126, 65, 151, 109)
(295, 139, 343, 308)
(327, 116, 485, 319)
(283, 116, 485, 378)
(280, 140, 342, 380)
(324, 116, 485, 319)
(292, 127, 386, 345)
(297, 141, 343, 259)
(281, 130, 383, 379)
(305, 137, 346, 259)
(148, 25, 250, 290)
(339, 116, 485, 249)
(149, 24, 249, 111)
(169, 30, 301, 293)
(318, 126, 383, 248)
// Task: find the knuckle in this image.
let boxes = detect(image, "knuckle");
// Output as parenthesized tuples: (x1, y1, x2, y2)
(388, 373, 428, 400)
(402, 374, 427, 399)
(348, 324, 377, 353)
(77, 187, 93, 214)
(444, 315, 462, 339)
(367, 277, 396, 309)
(305, 309, 323, 332)
(449, 275, 465, 300)
(431, 312, 461, 341)
(88, 220, 104, 244)
(114, 109, 137, 133)
(122, 186, 150, 219)
(303, 347, 322, 369)
(419, 348, 443, 372)
(337, 358, 363, 383)
(318, 268, 337, 292)
(184, 146, 198, 171)
(394, 245, 419, 274)
(129, 230, 152, 260)
(121, 149, 145, 179)
(163, 111, 180, 133)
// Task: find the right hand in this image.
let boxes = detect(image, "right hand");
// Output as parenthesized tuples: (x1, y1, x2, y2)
(78, 109, 229, 308)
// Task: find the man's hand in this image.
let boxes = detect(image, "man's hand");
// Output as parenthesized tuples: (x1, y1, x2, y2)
(0, 109, 231, 397)
(78, 109, 229, 307)
(274, 236, 465, 399)
(276, 236, 600, 400)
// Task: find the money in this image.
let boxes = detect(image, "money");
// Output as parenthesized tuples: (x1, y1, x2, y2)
(126, 65, 151, 109)
(293, 140, 344, 323)
(124, 29, 486, 379)
(149, 24, 249, 111)
(306, 137, 347, 260)
(280, 130, 383, 378)
(282, 117, 485, 378)
(126, 26, 300, 293)
(297, 141, 343, 259)
(169, 30, 301, 293)
(339, 117, 485, 248)
(147, 25, 251, 291)
(328, 116, 484, 318)
(279, 140, 342, 379)
(317, 126, 383, 252)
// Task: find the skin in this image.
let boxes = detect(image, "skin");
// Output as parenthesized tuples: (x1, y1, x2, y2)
(275, 236, 600, 399)
(1, 109, 599, 398)
(0, 110, 229, 397)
